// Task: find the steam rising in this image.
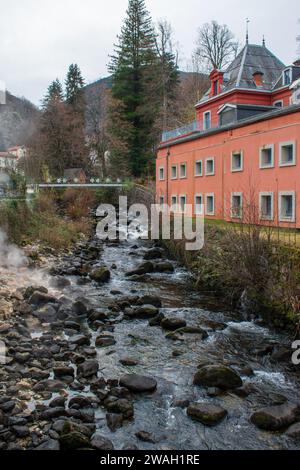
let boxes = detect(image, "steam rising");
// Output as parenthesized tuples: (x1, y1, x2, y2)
(0, 229, 28, 269)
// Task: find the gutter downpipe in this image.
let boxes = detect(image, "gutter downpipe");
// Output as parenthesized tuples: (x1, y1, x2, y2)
(166, 148, 170, 205)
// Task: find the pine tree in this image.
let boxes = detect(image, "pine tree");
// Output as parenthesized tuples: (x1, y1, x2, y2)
(108, 0, 159, 177)
(43, 79, 64, 107)
(65, 64, 85, 105)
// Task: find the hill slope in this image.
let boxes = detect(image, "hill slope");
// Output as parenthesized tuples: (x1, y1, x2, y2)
(0, 92, 39, 151)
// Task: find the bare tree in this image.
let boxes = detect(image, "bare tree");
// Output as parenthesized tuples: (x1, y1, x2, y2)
(195, 21, 239, 71)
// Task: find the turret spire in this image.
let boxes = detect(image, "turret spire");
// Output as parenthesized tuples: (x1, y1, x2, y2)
(246, 18, 250, 45)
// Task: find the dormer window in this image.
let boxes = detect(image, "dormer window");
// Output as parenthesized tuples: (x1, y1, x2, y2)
(283, 68, 292, 86)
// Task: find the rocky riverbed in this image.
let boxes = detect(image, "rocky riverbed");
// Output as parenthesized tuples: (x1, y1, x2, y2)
(0, 222, 300, 450)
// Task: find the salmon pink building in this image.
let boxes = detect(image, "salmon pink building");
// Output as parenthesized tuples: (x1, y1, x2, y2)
(156, 41, 300, 228)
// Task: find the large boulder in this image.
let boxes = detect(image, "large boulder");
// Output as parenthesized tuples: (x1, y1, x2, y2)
(161, 317, 187, 331)
(194, 365, 243, 390)
(120, 374, 157, 393)
(59, 421, 91, 450)
(187, 403, 228, 426)
(90, 267, 111, 283)
(154, 262, 174, 273)
(143, 248, 164, 260)
(69, 334, 90, 347)
(251, 403, 300, 431)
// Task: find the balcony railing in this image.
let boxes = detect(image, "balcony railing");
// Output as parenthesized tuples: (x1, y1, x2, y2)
(161, 121, 200, 143)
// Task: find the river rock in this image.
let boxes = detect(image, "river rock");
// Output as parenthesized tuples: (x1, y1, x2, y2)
(135, 431, 156, 443)
(29, 291, 57, 307)
(106, 413, 124, 432)
(125, 305, 159, 319)
(126, 261, 154, 276)
(50, 277, 71, 289)
(72, 298, 90, 316)
(138, 295, 162, 308)
(53, 366, 75, 379)
(149, 313, 165, 326)
(49, 396, 67, 408)
(119, 357, 139, 366)
(95, 335, 116, 348)
(194, 365, 243, 390)
(119, 374, 157, 393)
(105, 398, 134, 419)
(161, 317, 187, 331)
(69, 334, 90, 347)
(143, 247, 164, 260)
(33, 305, 58, 323)
(187, 403, 228, 426)
(91, 433, 114, 450)
(77, 360, 99, 378)
(250, 403, 300, 431)
(154, 261, 174, 273)
(286, 422, 300, 439)
(35, 439, 60, 450)
(90, 267, 111, 283)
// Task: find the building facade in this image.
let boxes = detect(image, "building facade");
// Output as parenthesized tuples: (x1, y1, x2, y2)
(156, 42, 300, 228)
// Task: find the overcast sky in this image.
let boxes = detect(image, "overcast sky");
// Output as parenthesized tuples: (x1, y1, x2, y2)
(0, 0, 299, 105)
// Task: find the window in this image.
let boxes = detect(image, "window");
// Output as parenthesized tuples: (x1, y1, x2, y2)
(260, 193, 274, 220)
(205, 194, 215, 216)
(273, 100, 283, 108)
(279, 192, 295, 222)
(231, 151, 243, 172)
(283, 68, 292, 86)
(195, 194, 203, 215)
(159, 167, 165, 181)
(159, 196, 165, 206)
(203, 111, 211, 130)
(213, 81, 218, 96)
(279, 141, 296, 167)
(260, 145, 274, 169)
(231, 193, 243, 219)
(171, 195, 178, 208)
(205, 158, 215, 176)
(171, 165, 177, 180)
(180, 163, 187, 179)
(180, 195, 187, 213)
(195, 160, 203, 177)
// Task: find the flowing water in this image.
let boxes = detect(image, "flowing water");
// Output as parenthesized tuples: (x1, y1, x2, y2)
(1, 224, 300, 450)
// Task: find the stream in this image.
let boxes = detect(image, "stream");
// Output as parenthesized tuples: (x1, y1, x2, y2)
(0, 218, 300, 451)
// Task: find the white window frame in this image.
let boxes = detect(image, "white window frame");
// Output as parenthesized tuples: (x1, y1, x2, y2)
(171, 195, 178, 206)
(203, 111, 211, 130)
(283, 68, 292, 86)
(231, 151, 244, 173)
(179, 163, 187, 179)
(231, 192, 243, 219)
(273, 100, 283, 108)
(259, 145, 275, 169)
(195, 160, 203, 177)
(171, 165, 178, 180)
(205, 157, 215, 176)
(159, 166, 165, 181)
(195, 194, 204, 215)
(279, 191, 296, 223)
(205, 193, 215, 216)
(279, 141, 296, 167)
(259, 192, 274, 221)
(179, 195, 187, 214)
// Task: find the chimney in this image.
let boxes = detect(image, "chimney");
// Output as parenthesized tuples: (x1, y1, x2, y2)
(293, 59, 300, 67)
(253, 71, 264, 87)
